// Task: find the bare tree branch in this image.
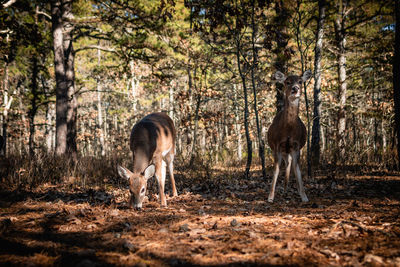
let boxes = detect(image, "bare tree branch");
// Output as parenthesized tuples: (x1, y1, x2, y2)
(36, 10, 51, 20)
(2, 0, 17, 8)
(75, 45, 117, 54)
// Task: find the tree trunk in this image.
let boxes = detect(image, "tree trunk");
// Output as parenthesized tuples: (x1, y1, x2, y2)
(334, 0, 348, 162)
(311, 0, 326, 166)
(52, 0, 77, 157)
(2, 61, 10, 156)
(52, 0, 68, 155)
(63, 0, 77, 157)
(236, 39, 252, 178)
(233, 84, 242, 161)
(45, 103, 55, 153)
(382, 119, 386, 155)
(185, 66, 193, 159)
(29, 57, 39, 156)
(169, 81, 174, 121)
(201, 129, 206, 155)
(17, 85, 27, 154)
(129, 60, 139, 112)
(393, 0, 400, 169)
(189, 93, 201, 165)
(97, 48, 106, 156)
(251, 0, 266, 180)
(273, 0, 290, 112)
(2, 33, 13, 156)
(189, 67, 202, 165)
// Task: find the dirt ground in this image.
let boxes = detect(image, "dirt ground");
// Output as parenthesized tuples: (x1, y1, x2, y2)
(1, 168, 400, 266)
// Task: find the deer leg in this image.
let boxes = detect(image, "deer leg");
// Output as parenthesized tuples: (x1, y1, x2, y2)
(291, 151, 309, 202)
(268, 152, 282, 203)
(154, 156, 167, 206)
(165, 152, 177, 197)
(284, 153, 292, 192)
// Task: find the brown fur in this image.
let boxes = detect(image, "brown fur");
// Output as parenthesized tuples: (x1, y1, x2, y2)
(119, 112, 177, 208)
(267, 75, 307, 154)
(130, 112, 176, 173)
(267, 71, 311, 203)
(267, 109, 306, 155)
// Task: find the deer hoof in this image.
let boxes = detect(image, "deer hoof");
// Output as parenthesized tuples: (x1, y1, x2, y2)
(301, 196, 309, 202)
(267, 197, 274, 203)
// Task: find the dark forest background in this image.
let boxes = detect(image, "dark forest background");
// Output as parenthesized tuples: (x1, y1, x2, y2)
(0, 0, 397, 187)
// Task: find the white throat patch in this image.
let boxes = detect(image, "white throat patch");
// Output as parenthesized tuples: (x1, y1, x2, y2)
(289, 98, 300, 106)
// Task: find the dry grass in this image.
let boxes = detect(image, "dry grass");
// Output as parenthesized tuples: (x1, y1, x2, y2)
(1, 153, 400, 266)
(0, 152, 128, 190)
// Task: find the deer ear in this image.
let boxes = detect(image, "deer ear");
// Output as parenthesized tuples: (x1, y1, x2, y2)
(302, 70, 312, 82)
(143, 164, 155, 180)
(274, 71, 286, 84)
(118, 165, 132, 180)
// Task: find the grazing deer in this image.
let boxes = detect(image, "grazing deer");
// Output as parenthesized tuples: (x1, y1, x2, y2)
(267, 70, 312, 203)
(118, 112, 177, 209)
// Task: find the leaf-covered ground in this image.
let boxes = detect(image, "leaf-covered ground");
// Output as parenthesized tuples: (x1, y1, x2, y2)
(1, 169, 400, 266)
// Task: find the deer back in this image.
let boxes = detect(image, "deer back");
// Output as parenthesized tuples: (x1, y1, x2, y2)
(130, 112, 176, 173)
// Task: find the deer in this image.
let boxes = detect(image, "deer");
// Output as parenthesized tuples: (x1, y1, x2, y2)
(117, 112, 177, 209)
(267, 70, 312, 203)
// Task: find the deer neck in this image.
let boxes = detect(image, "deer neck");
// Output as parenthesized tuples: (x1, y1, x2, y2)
(283, 98, 300, 125)
(132, 148, 152, 173)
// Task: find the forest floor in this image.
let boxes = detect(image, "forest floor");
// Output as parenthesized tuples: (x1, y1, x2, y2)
(0, 166, 400, 266)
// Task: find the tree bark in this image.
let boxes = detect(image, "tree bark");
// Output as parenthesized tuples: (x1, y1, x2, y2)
(334, 0, 348, 162)
(2, 61, 10, 156)
(189, 93, 201, 165)
(236, 39, 252, 178)
(52, 0, 68, 155)
(18, 86, 27, 154)
(52, 0, 77, 157)
(233, 84, 242, 161)
(311, 0, 326, 166)
(45, 103, 55, 153)
(274, 0, 290, 113)
(169, 81, 174, 121)
(63, 0, 77, 157)
(29, 57, 39, 156)
(251, 0, 267, 180)
(189, 67, 202, 165)
(393, 0, 400, 169)
(97, 48, 106, 157)
(2, 33, 13, 156)
(129, 60, 139, 112)
(1, 62, 11, 157)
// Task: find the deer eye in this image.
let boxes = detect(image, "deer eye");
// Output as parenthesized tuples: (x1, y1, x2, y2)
(140, 187, 145, 195)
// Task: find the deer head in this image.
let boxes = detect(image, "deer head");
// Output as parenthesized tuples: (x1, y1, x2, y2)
(275, 70, 312, 104)
(118, 164, 155, 209)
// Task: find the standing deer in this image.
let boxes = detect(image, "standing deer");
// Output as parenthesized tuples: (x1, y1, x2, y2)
(118, 112, 177, 209)
(267, 70, 312, 203)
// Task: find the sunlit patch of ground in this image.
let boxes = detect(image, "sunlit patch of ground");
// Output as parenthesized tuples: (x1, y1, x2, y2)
(0, 172, 400, 266)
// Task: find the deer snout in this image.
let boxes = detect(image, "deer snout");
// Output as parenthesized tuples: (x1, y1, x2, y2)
(129, 194, 143, 209)
(291, 85, 300, 94)
(133, 202, 143, 210)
